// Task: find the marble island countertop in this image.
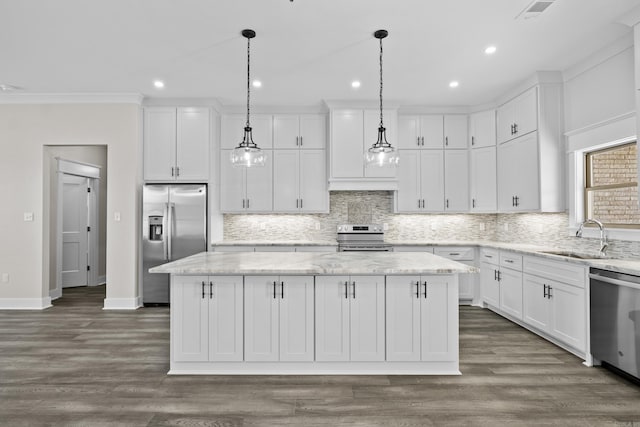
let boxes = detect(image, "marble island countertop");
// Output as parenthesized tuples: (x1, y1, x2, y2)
(211, 240, 338, 247)
(150, 251, 477, 275)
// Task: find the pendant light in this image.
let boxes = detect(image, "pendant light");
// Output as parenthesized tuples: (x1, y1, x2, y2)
(230, 29, 266, 167)
(365, 29, 399, 168)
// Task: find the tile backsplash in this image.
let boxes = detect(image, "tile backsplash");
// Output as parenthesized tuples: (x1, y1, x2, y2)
(223, 191, 640, 258)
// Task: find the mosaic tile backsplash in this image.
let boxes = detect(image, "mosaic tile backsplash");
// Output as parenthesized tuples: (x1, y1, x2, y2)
(223, 191, 640, 259)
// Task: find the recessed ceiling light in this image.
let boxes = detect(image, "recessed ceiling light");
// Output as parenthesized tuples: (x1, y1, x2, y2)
(0, 84, 23, 92)
(449, 81, 459, 88)
(351, 80, 361, 88)
(153, 80, 165, 89)
(252, 80, 262, 88)
(485, 46, 497, 55)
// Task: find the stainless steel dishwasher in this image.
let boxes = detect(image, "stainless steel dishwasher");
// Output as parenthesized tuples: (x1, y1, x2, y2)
(590, 268, 640, 381)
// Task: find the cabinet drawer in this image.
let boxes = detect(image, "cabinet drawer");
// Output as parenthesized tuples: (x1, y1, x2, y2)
(480, 248, 499, 265)
(500, 252, 523, 271)
(523, 256, 587, 289)
(434, 247, 474, 261)
(393, 246, 434, 253)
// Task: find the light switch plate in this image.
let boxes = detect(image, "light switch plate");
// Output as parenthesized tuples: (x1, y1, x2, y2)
(23, 212, 34, 222)
(1, 273, 9, 283)
(114, 212, 121, 222)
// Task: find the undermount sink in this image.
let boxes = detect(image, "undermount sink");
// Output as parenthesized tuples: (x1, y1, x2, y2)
(538, 250, 609, 260)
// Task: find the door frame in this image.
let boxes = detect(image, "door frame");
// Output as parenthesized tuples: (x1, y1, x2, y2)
(55, 158, 101, 297)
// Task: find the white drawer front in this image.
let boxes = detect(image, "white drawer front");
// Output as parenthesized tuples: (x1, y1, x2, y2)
(523, 256, 587, 288)
(434, 247, 475, 261)
(480, 248, 499, 265)
(500, 252, 523, 271)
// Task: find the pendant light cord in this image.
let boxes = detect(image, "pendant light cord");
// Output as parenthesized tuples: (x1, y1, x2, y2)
(379, 36, 384, 128)
(246, 36, 251, 128)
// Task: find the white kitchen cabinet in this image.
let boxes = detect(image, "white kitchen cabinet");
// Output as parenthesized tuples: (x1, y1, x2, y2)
(469, 110, 496, 148)
(386, 275, 457, 362)
(480, 249, 522, 318)
(497, 132, 539, 211)
(144, 107, 210, 181)
(393, 246, 434, 253)
(171, 275, 243, 362)
(244, 275, 314, 362)
(470, 146, 497, 212)
(398, 115, 444, 149)
(273, 149, 328, 213)
(220, 149, 273, 213)
(496, 87, 537, 144)
(273, 114, 326, 149)
(444, 150, 469, 212)
(444, 115, 468, 149)
(434, 247, 475, 302)
(315, 275, 385, 362)
(220, 114, 273, 149)
(480, 248, 500, 308)
(499, 266, 523, 320)
(396, 150, 444, 212)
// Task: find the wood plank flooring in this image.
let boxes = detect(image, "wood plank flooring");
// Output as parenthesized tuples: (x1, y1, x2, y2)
(1, 285, 639, 426)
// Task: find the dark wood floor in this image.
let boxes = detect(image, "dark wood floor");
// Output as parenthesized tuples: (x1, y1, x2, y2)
(1, 286, 639, 426)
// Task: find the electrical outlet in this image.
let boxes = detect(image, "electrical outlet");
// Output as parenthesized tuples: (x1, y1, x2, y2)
(503, 223, 509, 232)
(1, 273, 9, 283)
(114, 212, 121, 222)
(315, 222, 320, 230)
(260, 223, 266, 230)
(23, 212, 34, 222)
(430, 223, 437, 231)
(383, 223, 389, 231)
(479, 223, 486, 231)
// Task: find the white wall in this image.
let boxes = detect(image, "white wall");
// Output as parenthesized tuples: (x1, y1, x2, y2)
(0, 103, 141, 309)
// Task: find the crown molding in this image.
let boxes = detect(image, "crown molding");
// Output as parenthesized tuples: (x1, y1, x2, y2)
(0, 93, 144, 105)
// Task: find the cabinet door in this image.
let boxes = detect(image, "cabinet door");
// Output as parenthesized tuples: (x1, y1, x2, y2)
(421, 275, 457, 361)
(279, 276, 314, 362)
(398, 116, 421, 149)
(480, 262, 500, 308)
(315, 276, 350, 361)
(221, 114, 273, 149)
(522, 274, 551, 333)
(176, 107, 209, 181)
(513, 133, 540, 211)
(496, 101, 516, 144)
(144, 108, 176, 181)
(444, 150, 469, 212)
(386, 276, 421, 361)
(470, 146, 497, 212)
(299, 115, 326, 149)
(457, 261, 475, 301)
(220, 150, 246, 212)
(331, 110, 364, 178)
(364, 109, 396, 178)
(421, 150, 445, 211)
(499, 268, 523, 320)
(273, 150, 299, 212)
(350, 276, 385, 362)
(444, 115, 468, 149)
(514, 87, 537, 138)
(549, 280, 586, 351)
(209, 276, 243, 362)
(299, 149, 328, 212)
(245, 151, 273, 212)
(420, 116, 444, 149)
(396, 150, 422, 213)
(171, 275, 208, 362)
(244, 276, 279, 362)
(469, 110, 496, 148)
(273, 115, 300, 149)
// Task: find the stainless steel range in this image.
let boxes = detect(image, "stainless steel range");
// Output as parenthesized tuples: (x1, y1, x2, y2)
(337, 224, 392, 251)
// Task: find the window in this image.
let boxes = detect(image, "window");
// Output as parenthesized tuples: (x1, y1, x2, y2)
(584, 142, 640, 228)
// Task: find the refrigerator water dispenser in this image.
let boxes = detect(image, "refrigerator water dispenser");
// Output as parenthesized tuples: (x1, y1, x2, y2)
(149, 216, 163, 241)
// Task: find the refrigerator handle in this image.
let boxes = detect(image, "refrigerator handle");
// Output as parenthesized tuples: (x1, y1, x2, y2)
(167, 202, 175, 260)
(163, 203, 170, 260)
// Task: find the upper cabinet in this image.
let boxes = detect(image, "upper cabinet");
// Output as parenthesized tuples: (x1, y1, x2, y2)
(443, 115, 468, 149)
(220, 150, 273, 213)
(221, 114, 273, 149)
(398, 115, 467, 149)
(273, 149, 328, 213)
(144, 107, 210, 181)
(496, 87, 538, 144)
(273, 114, 326, 149)
(469, 110, 496, 148)
(329, 108, 398, 190)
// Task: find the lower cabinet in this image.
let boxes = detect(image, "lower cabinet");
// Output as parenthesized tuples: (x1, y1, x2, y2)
(499, 267, 523, 320)
(386, 275, 457, 362)
(171, 275, 243, 362)
(434, 247, 475, 302)
(315, 275, 385, 362)
(244, 275, 314, 362)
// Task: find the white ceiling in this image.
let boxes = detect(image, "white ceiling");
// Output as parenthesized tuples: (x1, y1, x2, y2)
(1, 0, 639, 107)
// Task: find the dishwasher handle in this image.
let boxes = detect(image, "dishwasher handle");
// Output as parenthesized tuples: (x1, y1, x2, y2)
(589, 272, 640, 291)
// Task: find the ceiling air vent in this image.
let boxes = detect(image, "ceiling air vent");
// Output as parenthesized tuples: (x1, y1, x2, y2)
(516, 0, 556, 19)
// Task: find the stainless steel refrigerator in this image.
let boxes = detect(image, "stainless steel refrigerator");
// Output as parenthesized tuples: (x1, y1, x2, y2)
(142, 184, 207, 305)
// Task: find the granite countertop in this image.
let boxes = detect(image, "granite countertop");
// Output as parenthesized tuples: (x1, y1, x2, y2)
(150, 251, 477, 275)
(211, 240, 338, 247)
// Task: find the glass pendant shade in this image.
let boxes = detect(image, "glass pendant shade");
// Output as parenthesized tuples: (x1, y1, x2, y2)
(230, 126, 266, 167)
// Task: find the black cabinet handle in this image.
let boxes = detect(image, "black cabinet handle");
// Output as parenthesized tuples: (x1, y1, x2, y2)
(543, 284, 548, 298)
(273, 281, 277, 299)
(514, 123, 518, 134)
(344, 281, 348, 299)
(494, 270, 497, 281)
(352, 281, 356, 299)
(202, 281, 206, 299)
(471, 136, 475, 146)
(446, 199, 449, 209)
(423, 281, 427, 298)
(209, 282, 213, 299)
(547, 286, 553, 299)
(281, 281, 284, 299)
(514, 196, 520, 207)
(445, 136, 449, 146)
(415, 281, 420, 299)
(472, 199, 476, 209)
(296, 136, 299, 146)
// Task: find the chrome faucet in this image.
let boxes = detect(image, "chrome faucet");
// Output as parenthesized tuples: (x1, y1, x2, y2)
(576, 218, 608, 255)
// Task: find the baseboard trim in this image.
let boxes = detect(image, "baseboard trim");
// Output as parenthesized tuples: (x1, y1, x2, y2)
(0, 297, 53, 310)
(103, 297, 141, 310)
(49, 288, 62, 300)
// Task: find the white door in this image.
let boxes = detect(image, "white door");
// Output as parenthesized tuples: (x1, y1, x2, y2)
(421, 150, 445, 211)
(331, 110, 364, 178)
(421, 275, 457, 361)
(469, 110, 496, 148)
(499, 268, 523, 320)
(398, 116, 421, 149)
(209, 276, 244, 362)
(522, 274, 551, 332)
(299, 115, 326, 149)
(144, 108, 176, 180)
(176, 107, 209, 181)
(279, 276, 314, 362)
(444, 115, 468, 149)
(315, 276, 350, 361)
(219, 150, 246, 212)
(470, 146, 497, 212)
(273, 150, 299, 212)
(61, 174, 89, 288)
(396, 150, 422, 212)
(444, 150, 469, 212)
(386, 276, 421, 361)
(299, 149, 328, 212)
(496, 101, 516, 144)
(512, 133, 540, 211)
(514, 87, 538, 137)
(350, 276, 385, 362)
(549, 280, 586, 351)
(245, 150, 273, 212)
(172, 276, 209, 362)
(480, 261, 500, 308)
(497, 139, 520, 211)
(244, 276, 279, 361)
(273, 115, 300, 149)
(420, 115, 444, 149)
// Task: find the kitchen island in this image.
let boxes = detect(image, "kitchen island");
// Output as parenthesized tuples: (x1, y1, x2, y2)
(150, 251, 477, 375)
